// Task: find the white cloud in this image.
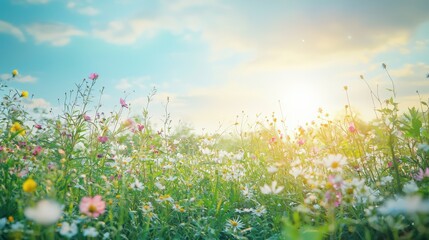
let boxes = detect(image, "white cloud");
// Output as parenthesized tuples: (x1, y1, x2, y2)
(67, 1, 100, 16)
(26, 23, 84, 46)
(94, 1, 429, 70)
(24, 98, 51, 109)
(0, 73, 37, 83)
(13, 0, 49, 4)
(77, 6, 99, 16)
(93, 19, 159, 45)
(115, 76, 150, 91)
(0, 20, 25, 41)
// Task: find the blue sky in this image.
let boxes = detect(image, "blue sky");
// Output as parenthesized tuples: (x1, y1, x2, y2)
(1, 0, 429, 132)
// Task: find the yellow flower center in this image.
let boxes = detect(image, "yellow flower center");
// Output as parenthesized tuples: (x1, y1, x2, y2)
(331, 161, 340, 169)
(230, 220, 238, 227)
(88, 204, 97, 213)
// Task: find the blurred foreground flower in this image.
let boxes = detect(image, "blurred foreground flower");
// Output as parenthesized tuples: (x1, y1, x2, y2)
(59, 222, 78, 238)
(348, 122, 357, 133)
(83, 227, 99, 237)
(378, 195, 429, 215)
(10, 122, 25, 136)
(98, 136, 108, 143)
(24, 199, 62, 225)
(260, 181, 284, 194)
(80, 195, 106, 218)
(12, 69, 18, 77)
(88, 73, 99, 80)
(22, 178, 37, 193)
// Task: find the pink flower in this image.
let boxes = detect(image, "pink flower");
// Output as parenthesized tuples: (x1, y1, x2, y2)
(32, 146, 42, 156)
(83, 115, 91, 121)
(79, 195, 105, 218)
(297, 139, 305, 146)
(97, 136, 108, 143)
(414, 168, 429, 181)
(348, 122, 357, 133)
(88, 73, 99, 80)
(120, 98, 128, 108)
(34, 124, 42, 130)
(137, 124, 144, 132)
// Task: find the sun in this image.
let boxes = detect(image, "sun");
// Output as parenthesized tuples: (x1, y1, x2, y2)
(279, 81, 326, 129)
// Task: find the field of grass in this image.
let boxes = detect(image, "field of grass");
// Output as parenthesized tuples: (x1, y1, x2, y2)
(1, 68, 429, 239)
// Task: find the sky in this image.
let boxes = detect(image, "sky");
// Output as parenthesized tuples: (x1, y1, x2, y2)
(1, 0, 429, 133)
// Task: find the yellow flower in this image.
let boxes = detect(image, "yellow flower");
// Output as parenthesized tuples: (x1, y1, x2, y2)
(12, 69, 18, 77)
(10, 122, 26, 136)
(23, 178, 37, 193)
(8, 216, 14, 222)
(21, 91, 29, 98)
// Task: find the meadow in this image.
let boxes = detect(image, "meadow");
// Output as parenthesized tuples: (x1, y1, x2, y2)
(1, 67, 429, 240)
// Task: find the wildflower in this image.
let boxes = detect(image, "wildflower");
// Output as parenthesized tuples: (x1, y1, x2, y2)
(137, 124, 144, 131)
(260, 181, 284, 194)
(122, 118, 134, 128)
(23, 178, 37, 193)
(252, 206, 267, 217)
(157, 194, 173, 203)
(130, 179, 144, 190)
(34, 124, 42, 129)
(225, 217, 244, 232)
(79, 195, 106, 218)
(21, 91, 29, 98)
(241, 185, 254, 199)
(10, 122, 25, 136)
(141, 202, 154, 213)
(324, 154, 347, 172)
(172, 203, 185, 212)
(32, 146, 42, 156)
(378, 195, 429, 215)
(348, 122, 357, 133)
(403, 181, 419, 194)
(98, 136, 108, 143)
(83, 114, 91, 121)
(59, 222, 78, 238)
(289, 166, 304, 178)
(83, 227, 99, 237)
(12, 69, 18, 77)
(297, 139, 305, 146)
(414, 168, 429, 181)
(120, 98, 128, 108)
(8, 216, 14, 222)
(24, 199, 63, 225)
(88, 73, 99, 80)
